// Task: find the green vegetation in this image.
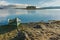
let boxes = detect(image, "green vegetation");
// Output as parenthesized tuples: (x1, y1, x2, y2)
(26, 6, 36, 9)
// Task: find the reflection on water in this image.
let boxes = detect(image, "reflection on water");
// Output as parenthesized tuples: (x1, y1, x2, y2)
(27, 10, 36, 14)
(0, 9, 60, 25)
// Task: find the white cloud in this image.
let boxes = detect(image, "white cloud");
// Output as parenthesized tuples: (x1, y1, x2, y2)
(0, 1, 31, 8)
(38, 0, 60, 7)
(12, 3, 31, 8)
(0, 1, 10, 6)
(14, 4, 31, 6)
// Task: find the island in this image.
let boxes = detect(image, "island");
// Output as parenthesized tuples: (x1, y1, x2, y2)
(26, 6, 36, 9)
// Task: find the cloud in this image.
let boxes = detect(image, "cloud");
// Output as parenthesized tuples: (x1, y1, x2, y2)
(14, 4, 31, 6)
(0, 1, 31, 8)
(0, 1, 10, 6)
(12, 3, 31, 8)
(38, 0, 60, 7)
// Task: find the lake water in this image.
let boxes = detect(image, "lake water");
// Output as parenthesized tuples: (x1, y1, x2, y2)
(0, 9, 60, 25)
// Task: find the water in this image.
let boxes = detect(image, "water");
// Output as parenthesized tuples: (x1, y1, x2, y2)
(0, 9, 60, 25)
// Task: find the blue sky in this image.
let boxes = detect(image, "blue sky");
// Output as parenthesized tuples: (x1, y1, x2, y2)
(0, 0, 60, 7)
(5, 0, 43, 4)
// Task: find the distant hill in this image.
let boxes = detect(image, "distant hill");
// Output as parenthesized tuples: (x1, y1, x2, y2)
(39, 6, 60, 9)
(1, 5, 60, 9)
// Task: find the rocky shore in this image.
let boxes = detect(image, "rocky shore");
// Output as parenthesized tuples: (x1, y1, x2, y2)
(0, 21, 60, 40)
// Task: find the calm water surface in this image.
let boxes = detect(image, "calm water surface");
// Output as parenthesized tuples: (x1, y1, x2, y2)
(0, 9, 60, 25)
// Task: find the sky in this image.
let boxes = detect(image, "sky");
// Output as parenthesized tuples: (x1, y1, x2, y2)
(0, 0, 60, 7)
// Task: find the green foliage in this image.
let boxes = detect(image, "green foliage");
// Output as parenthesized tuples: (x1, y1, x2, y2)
(26, 6, 36, 9)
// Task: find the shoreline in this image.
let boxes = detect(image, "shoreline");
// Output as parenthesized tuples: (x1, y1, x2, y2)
(0, 20, 60, 40)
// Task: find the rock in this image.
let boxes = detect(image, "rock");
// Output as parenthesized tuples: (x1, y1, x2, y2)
(12, 31, 26, 40)
(34, 25, 42, 29)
